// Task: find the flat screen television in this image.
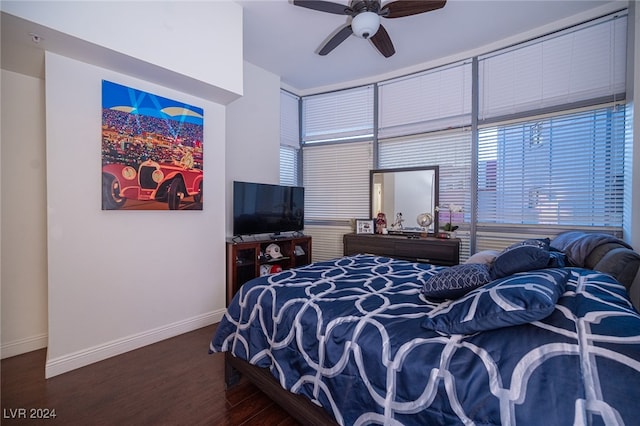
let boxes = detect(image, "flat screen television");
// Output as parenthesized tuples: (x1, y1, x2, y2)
(233, 181, 305, 237)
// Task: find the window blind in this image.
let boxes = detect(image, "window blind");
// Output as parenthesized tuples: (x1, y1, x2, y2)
(479, 13, 627, 120)
(302, 85, 374, 143)
(378, 61, 472, 138)
(280, 145, 298, 186)
(303, 141, 373, 221)
(303, 224, 354, 262)
(477, 104, 626, 228)
(379, 129, 472, 217)
(280, 90, 300, 148)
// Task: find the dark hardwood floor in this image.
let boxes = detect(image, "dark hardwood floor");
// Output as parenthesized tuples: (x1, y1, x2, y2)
(1, 324, 301, 425)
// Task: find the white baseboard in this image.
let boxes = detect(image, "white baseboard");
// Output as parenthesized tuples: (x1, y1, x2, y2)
(1, 333, 48, 359)
(45, 309, 225, 378)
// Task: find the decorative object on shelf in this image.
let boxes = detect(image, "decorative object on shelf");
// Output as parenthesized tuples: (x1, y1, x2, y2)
(390, 212, 405, 230)
(265, 243, 283, 259)
(356, 219, 375, 234)
(260, 264, 283, 276)
(375, 212, 387, 234)
(435, 204, 462, 236)
(416, 212, 433, 229)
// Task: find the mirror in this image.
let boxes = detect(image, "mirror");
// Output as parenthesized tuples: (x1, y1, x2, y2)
(370, 166, 439, 233)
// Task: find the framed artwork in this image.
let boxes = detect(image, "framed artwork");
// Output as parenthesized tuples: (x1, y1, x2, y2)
(356, 219, 375, 234)
(101, 80, 204, 211)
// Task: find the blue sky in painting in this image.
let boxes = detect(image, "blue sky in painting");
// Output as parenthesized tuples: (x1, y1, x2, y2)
(101, 80, 203, 126)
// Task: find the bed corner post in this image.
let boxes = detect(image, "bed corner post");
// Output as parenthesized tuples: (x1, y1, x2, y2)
(224, 352, 241, 389)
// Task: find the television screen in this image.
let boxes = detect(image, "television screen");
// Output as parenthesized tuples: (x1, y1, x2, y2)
(233, 181, 305, 236)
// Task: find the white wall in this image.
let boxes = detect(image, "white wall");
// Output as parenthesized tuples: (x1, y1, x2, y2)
(0, 70, 48, 358)
(0, 0, 243, 373)
(0, 57, 283, 370)
(225, 61, 281, 236)
(43, 52, 227, 377)
(1, 1, 243, 104)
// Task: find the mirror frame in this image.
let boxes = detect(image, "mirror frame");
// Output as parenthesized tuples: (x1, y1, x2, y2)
(370, 165, 439, 233)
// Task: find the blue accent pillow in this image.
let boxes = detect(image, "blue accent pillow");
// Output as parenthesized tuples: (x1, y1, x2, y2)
(547, 250, 567, 268)
(422, 263, 491, 300)
(422, 268, 569, 335)
(505, 238, 551, 252)
(490, 245, 550, 279)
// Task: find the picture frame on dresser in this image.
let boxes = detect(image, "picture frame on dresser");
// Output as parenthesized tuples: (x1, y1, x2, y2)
(356, 219, 375, 234)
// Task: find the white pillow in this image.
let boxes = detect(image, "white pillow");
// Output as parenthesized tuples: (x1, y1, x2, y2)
(465, 250, 500, 265)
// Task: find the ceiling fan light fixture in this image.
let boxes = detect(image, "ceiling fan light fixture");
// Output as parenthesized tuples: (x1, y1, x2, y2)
(351, 11, 380, 39)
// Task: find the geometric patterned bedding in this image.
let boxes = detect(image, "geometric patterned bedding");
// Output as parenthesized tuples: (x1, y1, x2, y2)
(210, 254, 640, 425)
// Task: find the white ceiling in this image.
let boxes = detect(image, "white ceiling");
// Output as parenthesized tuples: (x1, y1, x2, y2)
(1, 1, 627, 96)
(239, 0, 625, 94)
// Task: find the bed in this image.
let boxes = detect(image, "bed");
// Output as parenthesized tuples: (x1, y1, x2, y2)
(210, 231, 640, 425)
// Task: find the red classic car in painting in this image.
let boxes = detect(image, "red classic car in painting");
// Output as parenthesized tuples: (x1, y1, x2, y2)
(102, 159, 203, 210)
(101, 80, 204, 211)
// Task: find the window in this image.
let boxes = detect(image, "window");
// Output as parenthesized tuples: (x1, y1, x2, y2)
(379, 129, 472, 258)
(377, 61, 473, 258)
(280, 146, 298, 186)
(300, 86, 375, 261)
(303, 141, 373, 261)
(296, 10, 629, 258)
(378, 61, 472, 138)
(477, 105, 626, 228)
(280, 90, 300, 186)
(302, 85, 374, 143)
(478, 14, 626, 120)
(475, 11, 628, 249)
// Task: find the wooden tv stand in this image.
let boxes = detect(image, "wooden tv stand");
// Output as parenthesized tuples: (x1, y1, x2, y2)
(226, 235, 312, 306)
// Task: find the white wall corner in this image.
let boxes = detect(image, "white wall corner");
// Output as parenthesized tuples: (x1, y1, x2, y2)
(1, 333, 48, 360)
(45, 310, 224, 378)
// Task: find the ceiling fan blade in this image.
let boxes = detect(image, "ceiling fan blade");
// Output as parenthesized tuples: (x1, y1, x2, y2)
(381, 0, 446, 18)
(319, 25, 354, 55)
(370, 24, 395, 57)
(293, 0, 352, 15)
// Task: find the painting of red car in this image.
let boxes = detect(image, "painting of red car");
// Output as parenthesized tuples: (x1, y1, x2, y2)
(101, 80, 204, 210)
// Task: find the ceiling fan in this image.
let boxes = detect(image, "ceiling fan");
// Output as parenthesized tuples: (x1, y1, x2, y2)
(292, 0, 447, 58)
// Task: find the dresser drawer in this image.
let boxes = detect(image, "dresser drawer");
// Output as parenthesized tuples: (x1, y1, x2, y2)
(343, 233, 459, 266)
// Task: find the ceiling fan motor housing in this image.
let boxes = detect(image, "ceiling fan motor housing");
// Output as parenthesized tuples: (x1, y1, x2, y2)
(351, 11, 381, 39)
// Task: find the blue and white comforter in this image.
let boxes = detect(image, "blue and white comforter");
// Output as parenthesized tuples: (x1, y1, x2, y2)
(210, 255, 640, 425)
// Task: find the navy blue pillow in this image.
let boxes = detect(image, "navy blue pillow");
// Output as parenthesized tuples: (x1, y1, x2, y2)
(422, 268, 569, 335)
(490, 245, 550, 279)
(547, 250, 567, 268)
(422, 264, 491, 300)
(505, 238, 551, 252)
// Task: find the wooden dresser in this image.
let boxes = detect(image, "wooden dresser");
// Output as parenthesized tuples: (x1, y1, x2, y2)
(343, 233, 459, 266)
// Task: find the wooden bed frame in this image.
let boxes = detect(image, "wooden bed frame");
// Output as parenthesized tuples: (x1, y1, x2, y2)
(224, 352, 337, 425)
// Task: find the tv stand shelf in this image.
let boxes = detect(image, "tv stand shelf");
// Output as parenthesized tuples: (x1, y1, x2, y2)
(226, 235, 312, 306)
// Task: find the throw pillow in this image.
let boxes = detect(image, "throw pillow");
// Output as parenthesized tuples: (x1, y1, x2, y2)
(547, 250, 567, 268)
(504, 238, 551, 252)
(490, 245, 550, 279)
(421, 263, 492, 301)
(465, 250, 501, 265)
(422, 268, 569, 335)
